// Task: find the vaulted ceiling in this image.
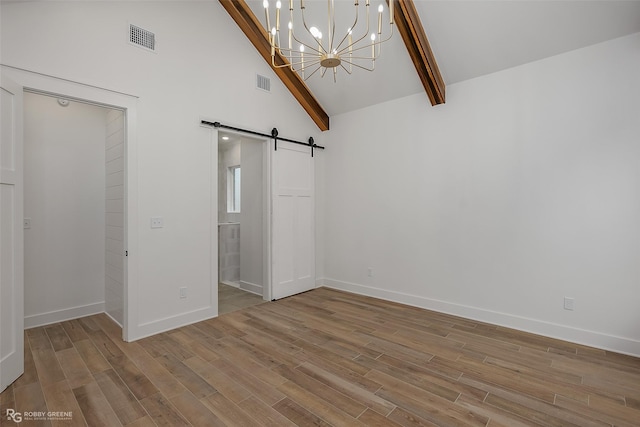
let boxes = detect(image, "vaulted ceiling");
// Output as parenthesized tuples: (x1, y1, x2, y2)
(223, 0, 640, 130)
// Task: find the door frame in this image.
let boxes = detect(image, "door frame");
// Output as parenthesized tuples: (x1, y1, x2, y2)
(207, 125, 272, 305)
(1, 66, 139, 341)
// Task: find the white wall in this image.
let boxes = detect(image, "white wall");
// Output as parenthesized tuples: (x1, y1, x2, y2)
(1, 1, 321, 338)
(105, 110, 125, 326)
(240, 138, 264, 294)
(23, 93, 107, 327)
(321, 33, 640, 356)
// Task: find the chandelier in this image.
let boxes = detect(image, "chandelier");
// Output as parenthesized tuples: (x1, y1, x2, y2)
(262, 0, 395, 82)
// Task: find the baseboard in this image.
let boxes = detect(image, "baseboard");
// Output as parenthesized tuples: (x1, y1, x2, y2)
(239, 281, 262, 296)
(320, 278, 640, 358)
(104, 310, 124, 328)
(24, 302, 105, 329)
(221, 280, 240, 288)
(129, 306, 217, 342)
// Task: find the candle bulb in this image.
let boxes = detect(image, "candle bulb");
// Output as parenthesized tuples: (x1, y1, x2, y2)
(288, 22, 292, 50)
(263, 0, 270, 37)
(276, 1, 281, 31)
(371, 33, 375, 59)
(378, 4, 383, 35)
(271, 28, 276, 55)
(300, 44, 305, 78)
(309, 27, 322, 53)
(289, 0, 293, 10)
(389, 0, 394, 24)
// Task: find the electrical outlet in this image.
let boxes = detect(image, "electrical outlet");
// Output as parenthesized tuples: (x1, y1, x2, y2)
(564, 297, 574, 311)
(179, 287, 187, 299)
(151, 217, 164, 228)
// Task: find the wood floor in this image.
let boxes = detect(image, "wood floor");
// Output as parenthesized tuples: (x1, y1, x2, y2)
(2, 288, 639, 427)
(218, 283, 264, 315)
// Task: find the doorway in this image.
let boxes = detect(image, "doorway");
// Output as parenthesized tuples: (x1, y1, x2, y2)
(1, 66, 139, 389)
(217, 131, 268, 314)
(23, 91, 126, 328)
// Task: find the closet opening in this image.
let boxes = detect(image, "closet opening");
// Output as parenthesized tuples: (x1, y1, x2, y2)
(23, 91, 126, 331)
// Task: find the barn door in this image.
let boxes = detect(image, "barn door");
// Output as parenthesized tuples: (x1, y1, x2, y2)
(271, 141, 315, 300)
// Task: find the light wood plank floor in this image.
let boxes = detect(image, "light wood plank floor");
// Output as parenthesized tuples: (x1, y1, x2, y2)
(218, 283, 264, 315)
(2, 287, 639, 426)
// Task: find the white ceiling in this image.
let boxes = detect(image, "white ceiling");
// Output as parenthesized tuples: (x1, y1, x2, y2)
(247, 1, 640, 117)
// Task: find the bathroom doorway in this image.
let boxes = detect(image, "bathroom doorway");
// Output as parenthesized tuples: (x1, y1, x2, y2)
(217, 131, 268, 314)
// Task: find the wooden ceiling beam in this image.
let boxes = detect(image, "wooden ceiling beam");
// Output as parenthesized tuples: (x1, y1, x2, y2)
(219, 0, 330, 131)
(393, 0, 446, 105)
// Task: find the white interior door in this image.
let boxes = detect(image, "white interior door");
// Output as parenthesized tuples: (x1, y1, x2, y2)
(1, 74, 24, 391)
(271, 140, 315, 300)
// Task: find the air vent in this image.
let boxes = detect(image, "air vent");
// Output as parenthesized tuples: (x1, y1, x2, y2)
(129, 24, 155, 51)
(256, 74, 271, 92)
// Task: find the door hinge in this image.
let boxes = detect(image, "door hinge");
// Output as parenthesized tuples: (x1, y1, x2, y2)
(125, 250, 128, 257)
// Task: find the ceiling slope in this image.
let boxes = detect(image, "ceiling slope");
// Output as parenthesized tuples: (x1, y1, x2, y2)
(394, 0, 445, 105)
(219, 0, 330, 130)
